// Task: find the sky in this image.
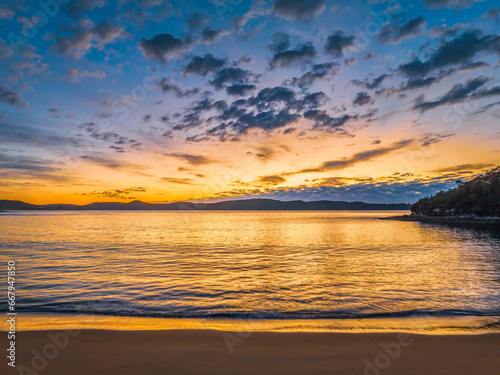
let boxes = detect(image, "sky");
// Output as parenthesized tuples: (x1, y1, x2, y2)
(0, 0, 499, 204)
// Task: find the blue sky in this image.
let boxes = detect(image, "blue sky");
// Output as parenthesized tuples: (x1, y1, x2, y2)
(0, 0, 499, 204)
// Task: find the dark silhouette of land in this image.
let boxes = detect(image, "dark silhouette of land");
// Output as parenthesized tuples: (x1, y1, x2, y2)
(0, 198, 410, 211)
(411, 167, 500, 217)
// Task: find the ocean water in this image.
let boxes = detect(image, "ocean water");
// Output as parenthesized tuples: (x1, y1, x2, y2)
(1, 211, 500, 322)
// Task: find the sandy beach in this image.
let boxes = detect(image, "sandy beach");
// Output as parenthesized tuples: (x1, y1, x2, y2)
(3, 329, 500, 375)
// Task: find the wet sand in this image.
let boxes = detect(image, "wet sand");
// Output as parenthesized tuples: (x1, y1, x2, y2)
(3, 329, 500, 375)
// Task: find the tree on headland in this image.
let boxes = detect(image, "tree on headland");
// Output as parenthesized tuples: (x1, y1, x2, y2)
(411, 167, 500, 217)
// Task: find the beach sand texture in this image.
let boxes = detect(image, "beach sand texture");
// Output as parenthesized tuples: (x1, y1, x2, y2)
(3, 330, 500, 375)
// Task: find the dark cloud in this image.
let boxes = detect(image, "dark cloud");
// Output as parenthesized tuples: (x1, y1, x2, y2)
(272, 0, 326, 20)
(288, 62, 339, 87)
(432, 163, 496, 173)
(138, 33, 187, 62)
(63, 0, 105, 18)
(183, 54, 226, 76)
(185, 12, 210, 31)
(324, 31, 356, 57)
(398, 30, 500, 77)
(286, 140, 413, 175)
(351, 74, 391, 90)
(0, 153, 56, 172)
(485, 8, 500, 22)
(249, 86, 295, 105)
(258, 175, 286, 184)
(420, 133, 455, 146)
(79, 123, 141, 148)
(251, 146, 277, 161)
(228, 109, 300, 134)
(210, 67, 253, 89)
(85, 186, 148, 199)
(353, 92, 374, 106)
(378, 16, 426, 44)
(470, 85, 500, 100)
(268, 32, 290, 53)
(303, 110, 357, 130)
(300, 92, 329, 109)
(0, 87, 27, 108)
(157, 78, 200, 97)
(395, 61, 488, 94)
(428, 24, 465, 38)
(423, 0, 486, 9)
(269, 42, 317, 69)
(169, 153, 216, 165)
(201, 28, 230, 44)
(226, 84, 257, 96)
(161, 177, 195, 185)
(51, 21, 124, 59)
(413, 75, 489, 112)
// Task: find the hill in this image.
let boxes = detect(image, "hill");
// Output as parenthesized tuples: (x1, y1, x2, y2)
(0, 198, 411, 211)
(411, 167, 500, 217)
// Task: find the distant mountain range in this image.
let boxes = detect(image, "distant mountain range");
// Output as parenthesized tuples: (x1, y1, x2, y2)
(0, 199, 410, 211)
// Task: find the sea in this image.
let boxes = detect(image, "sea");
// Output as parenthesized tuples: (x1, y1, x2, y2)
(1, 210, 499, 332)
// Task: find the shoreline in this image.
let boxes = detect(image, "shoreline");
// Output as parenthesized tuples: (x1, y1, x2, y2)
(382, 214, 500, 224)
(2, 329, 499, 375)
(2, 314, 499, 333)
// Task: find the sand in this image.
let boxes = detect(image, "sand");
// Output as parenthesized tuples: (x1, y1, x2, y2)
(3, 329, 500, 375)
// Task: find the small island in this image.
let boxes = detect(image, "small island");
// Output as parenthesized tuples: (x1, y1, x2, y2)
(389, 167, 500, 224)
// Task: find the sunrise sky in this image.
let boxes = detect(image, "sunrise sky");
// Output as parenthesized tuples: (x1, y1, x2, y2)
(0, 0, 499, 204)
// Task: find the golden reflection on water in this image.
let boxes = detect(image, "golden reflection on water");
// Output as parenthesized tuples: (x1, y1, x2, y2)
(0, 211, 499, 323)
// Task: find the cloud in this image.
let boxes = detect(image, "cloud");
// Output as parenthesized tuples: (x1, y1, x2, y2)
(423, 0, 485, 9)
(352, 74, 392, 92)
(288, 62, 339, 87)
(378, 16, 426, 44)
(0, 7, 14, 20)
(169, 153, 216, 165)
(183, 54, 226, 76)
(79, 122, 141, 148)
(248, 86, 295, 105)
(398, 30, 500, 77)
(209, 67, 254, 89)
(470, 85, 500, 100)
(161, 177, 195, 184)
(272, 0, 326, 20)
(201, 28, 231, 44)
(286, 140, 413, 175)
(269, 42, 317, 69)
(85, 186, 148, 199)
(63, 0, 106, 18)
(267, 32, 290, 53)
(485, 8, 500, 22)
(0, 87, 27, 108)
(138, 33, 187, 62)
(303, 110, 357, 130)
(258, 175, 286, 185)
(65, 68, 106, 83)
(250, 146, 277, 161)
(432, 163, 496, 173)
(185, 12, 210, 31)
(156, 78, 200, 97)
(413, 75, 489, 112)
(51, 21, 125, 60)
(324, 31, 356, 57)
(226, 84, 256, 96)
(353, 92, 374, 106)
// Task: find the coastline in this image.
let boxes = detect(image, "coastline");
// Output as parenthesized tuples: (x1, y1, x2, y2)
(382, 214, 500, 225)
(2, 314, 499, 333)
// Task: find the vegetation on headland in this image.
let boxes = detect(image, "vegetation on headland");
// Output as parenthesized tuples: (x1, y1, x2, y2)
(411, 167, 500, 217)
